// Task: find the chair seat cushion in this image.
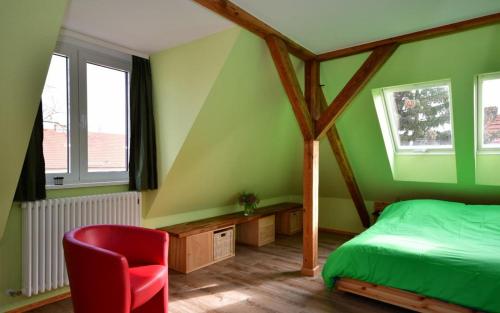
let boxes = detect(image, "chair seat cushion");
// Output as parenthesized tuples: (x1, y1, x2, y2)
(129, 265, 167, 309)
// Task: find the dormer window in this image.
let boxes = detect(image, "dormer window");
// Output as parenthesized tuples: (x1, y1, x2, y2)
(477, 72, 500, 151)
(380, 80, 454, 153)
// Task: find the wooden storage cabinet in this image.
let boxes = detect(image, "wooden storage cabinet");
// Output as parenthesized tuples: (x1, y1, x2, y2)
(186, 231, 213, 272)
(277, 208, 303, 235)
(162, 202, 302, 273)
(169, 226, 235, 273)
(237, 215, 275, 247)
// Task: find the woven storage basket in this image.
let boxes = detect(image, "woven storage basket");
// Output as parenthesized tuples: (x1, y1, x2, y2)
(213, 227, 234, 260)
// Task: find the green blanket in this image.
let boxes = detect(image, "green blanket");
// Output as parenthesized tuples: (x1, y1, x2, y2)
(322, 199, 500, 312)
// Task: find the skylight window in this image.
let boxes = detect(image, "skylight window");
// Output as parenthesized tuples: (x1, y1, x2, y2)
(373, 80, 457, 184)
(477, 72, 500, 151)
(381, 80, 454, 153)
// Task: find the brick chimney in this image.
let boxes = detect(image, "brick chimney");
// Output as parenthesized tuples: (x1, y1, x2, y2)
(485, 106, 498, 123)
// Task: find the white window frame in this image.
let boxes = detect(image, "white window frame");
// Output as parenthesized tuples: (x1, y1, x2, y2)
(380, 79, 455, 154)
(476, 72, 500, 153)
(44, 40, 131, 187)
(44, 44, 79, 186)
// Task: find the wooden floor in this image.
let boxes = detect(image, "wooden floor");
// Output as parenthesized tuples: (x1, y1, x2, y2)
(30, 232, 410, 313)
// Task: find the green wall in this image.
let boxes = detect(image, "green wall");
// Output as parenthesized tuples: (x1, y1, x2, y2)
(0, 2, 69, 308)
(0, 0, 68, 239)
(319, 198, 373, 233)
(144, 28, 304, 220)
(148, 28, 240, 184)
(320, 23, 500, 205)
(476, 154, 500, 185)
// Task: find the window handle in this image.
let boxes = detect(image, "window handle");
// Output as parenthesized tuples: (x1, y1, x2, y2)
(80, 114, 87, 129)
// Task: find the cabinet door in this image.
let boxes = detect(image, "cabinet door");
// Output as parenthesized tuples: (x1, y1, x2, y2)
(290, 210, 303, 234)
(258, 215, 275, 246)
(186, 231, 213, 272)
(236, 220, 259, 246)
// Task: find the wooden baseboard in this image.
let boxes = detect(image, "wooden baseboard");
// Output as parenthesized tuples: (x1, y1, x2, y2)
(5, 292, 71, 313)
(319, 227, 360, 237)
(336, 278, 478, 313)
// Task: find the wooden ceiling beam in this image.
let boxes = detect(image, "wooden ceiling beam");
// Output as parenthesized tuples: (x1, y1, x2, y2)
(318, 88, 371, 228)
(305, 60, 320, 121)
(267, 35, 314, 140)
(315, 44, 398, 139)
(318, 12, 500, 61)
(192, 0, 316, 61)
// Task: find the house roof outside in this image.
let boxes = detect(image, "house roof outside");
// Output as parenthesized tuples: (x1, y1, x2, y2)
(44, 129, 126, 173)
(485, 116, 500, 144)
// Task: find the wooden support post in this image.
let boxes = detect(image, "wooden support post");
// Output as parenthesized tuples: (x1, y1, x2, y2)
(266, 35, 314, 140)
(301, 139, 319, 276)
(315, 44, 398, 139)
(266, 35, 319, 275)
(305, 60, 320, 120)
(318, 89, 371, 228)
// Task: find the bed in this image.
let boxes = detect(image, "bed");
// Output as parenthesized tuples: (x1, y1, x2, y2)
(322, 199, 500, 313)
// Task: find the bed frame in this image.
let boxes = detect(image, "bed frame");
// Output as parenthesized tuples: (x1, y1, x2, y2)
(336, 278, 480, 313)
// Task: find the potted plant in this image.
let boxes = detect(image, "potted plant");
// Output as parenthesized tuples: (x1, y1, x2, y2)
(238, 192, 260, 216)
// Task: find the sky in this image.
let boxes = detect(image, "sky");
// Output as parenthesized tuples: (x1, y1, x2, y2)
(42, 54, 127, 135)
(482, 78, 500, 110)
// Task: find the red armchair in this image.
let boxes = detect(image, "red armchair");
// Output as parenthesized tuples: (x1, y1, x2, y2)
(63, 225, 169, 313)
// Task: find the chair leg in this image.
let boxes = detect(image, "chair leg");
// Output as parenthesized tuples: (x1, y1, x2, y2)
(133, 285, 168, 313)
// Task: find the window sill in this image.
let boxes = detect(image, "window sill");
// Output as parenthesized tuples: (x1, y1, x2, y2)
(476, 150, 500, 155)
(395, 151, 455, 156)
(46, 180, 129, 190)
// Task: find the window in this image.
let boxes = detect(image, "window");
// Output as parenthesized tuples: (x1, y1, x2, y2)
(41, 42, 131, 186)
(42, 54, 70, 174)
(381, 80, 454, 153)
(86, 63, 128, 172)
(373, 80, 457, 184)
(477, 72, 500, 151)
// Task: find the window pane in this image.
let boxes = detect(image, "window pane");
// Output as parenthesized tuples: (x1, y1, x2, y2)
(86, 63, 128, 172)
(42, 54, 69, 174)
(481, 78, 500, 147)
(385, 84, 452, 149)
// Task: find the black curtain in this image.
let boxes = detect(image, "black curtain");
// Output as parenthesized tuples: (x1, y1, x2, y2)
(15, 101, 46, 201)
(129, 56, 158, 191)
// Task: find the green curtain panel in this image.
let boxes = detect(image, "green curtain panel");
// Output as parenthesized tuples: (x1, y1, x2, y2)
(129, 56, 158, 191)
(14, 101, 46, 201)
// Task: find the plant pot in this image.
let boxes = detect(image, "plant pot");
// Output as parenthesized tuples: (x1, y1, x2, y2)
(243, 206, 255, 216)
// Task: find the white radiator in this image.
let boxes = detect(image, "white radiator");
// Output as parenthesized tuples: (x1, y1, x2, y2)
(22, 191, 141, 297)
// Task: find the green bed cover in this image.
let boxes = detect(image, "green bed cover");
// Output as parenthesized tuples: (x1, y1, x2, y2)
(322, 199, 500, 312)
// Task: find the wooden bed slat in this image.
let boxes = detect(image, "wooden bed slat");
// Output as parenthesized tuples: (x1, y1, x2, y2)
(336, 278, 480, 313)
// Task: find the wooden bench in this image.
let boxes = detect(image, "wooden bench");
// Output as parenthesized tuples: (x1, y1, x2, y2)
(160, 202, 302, 273)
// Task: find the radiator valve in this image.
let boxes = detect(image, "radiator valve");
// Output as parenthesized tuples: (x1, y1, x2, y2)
(5, 289, 22, 297)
